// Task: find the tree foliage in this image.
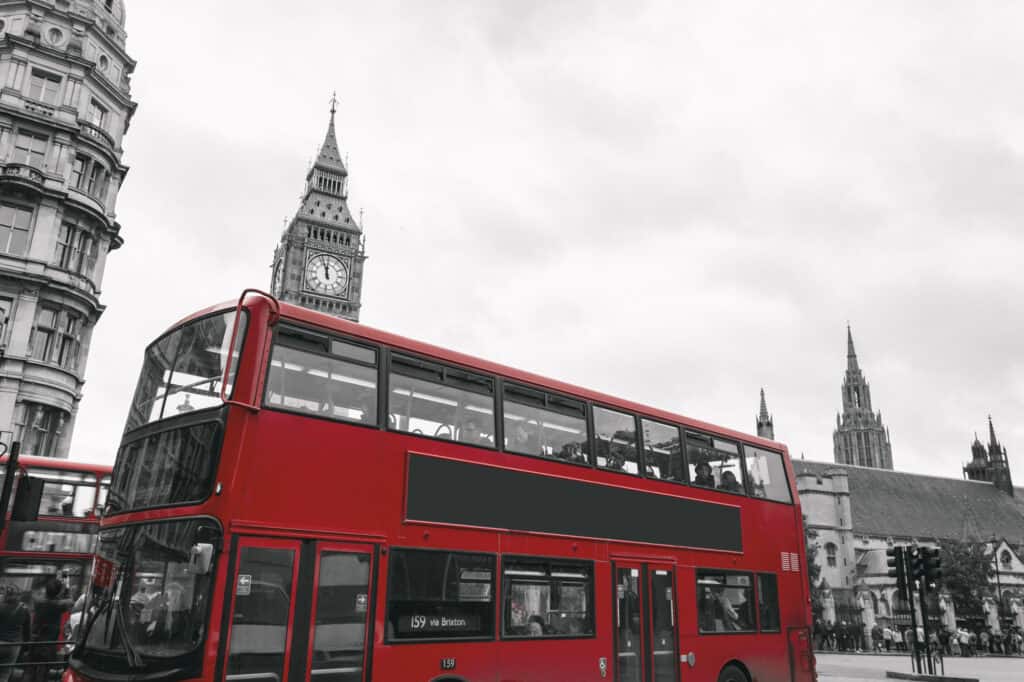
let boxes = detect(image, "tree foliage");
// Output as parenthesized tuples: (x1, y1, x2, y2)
(939, 539, 994, 616)
(803, 516, 824, 614)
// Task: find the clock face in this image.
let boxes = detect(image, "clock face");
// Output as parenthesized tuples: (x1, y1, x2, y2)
(304, 253, 349, 296)
(272, 260, 283, 294)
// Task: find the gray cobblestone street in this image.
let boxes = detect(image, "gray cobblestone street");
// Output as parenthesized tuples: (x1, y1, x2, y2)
(816, 652, 1024, 682)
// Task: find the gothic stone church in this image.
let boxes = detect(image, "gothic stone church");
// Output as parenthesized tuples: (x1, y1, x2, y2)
(761, 328, 1024, 635)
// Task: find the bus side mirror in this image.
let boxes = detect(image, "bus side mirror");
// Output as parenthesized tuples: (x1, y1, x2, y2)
(11, 476, 43, 522)
(189, 543, 215, 575)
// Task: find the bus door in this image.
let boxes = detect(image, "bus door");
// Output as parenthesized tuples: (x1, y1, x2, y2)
(611, 561, 679, 682)
(221, 536, 377, 682)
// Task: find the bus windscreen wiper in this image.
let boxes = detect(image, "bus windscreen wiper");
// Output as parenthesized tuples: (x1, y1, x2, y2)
(112, 591, 143, 669)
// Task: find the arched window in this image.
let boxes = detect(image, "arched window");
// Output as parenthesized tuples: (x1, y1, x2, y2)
(825, 542, 838, 567)
(1000, 549, 1012, 569)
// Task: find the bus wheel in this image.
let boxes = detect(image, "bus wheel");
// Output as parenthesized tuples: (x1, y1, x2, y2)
(717, 663, 749, 682)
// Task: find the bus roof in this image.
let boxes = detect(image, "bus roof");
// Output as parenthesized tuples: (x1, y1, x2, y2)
(171, 294, 786, 454)
(0, 454, 112, 475)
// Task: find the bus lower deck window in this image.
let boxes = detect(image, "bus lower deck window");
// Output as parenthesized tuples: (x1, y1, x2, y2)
(697, 570, 755, 633)
(385, 549, 496, 641)
(502, 558, 594, 639)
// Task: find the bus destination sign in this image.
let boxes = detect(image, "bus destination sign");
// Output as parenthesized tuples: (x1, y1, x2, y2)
(397, 613, 481, 635)
(6, 521, 97, 553)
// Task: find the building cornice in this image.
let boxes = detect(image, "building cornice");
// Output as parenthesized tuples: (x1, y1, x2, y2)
(15, 0, 135, 66)
(0, 33, 134, 113)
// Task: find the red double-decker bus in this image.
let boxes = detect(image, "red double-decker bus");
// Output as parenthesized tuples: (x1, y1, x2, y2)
(0, 455, 111, 597)
(67, 291, 815, 682)
(0, 454, 111, 669)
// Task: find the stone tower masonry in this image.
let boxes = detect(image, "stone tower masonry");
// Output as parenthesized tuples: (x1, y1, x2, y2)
(833, 326, 894, 470)
(270, 96, 366, 322)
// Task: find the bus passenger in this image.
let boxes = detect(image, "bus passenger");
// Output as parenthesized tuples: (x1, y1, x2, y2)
(718, 471, 742, 493)
(458, 418, 492, 447)
(557, 442, 586, 464)
(526, 615, 545, 636)
(717, 591, 742, 631)
(693, 462, 715, 488)
(509, 421, 540, 455)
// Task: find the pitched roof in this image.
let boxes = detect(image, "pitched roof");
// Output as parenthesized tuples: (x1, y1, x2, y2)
(793, 459, 1024, 544)
(314, 108, 347, 175)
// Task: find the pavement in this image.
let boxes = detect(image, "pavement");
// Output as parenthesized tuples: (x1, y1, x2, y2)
(815, 652, 1024, 682)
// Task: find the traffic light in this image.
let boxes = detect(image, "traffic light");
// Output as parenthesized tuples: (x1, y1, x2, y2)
(922, 547, 942, 585)
(909, 546, 924, 581)
(886, 546, 907, 596)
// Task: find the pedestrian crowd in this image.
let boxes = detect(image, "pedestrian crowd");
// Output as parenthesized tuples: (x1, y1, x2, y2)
(813, 618, 1024, 657)
(0, 577, 76, 682)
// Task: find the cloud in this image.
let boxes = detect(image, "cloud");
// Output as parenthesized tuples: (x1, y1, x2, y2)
(72, 2, 1024, 486)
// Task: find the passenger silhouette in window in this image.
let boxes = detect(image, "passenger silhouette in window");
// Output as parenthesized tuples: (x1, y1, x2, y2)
(508, 421, 540, 455)
(693, 462, 715, 488)
(718, 470, 742, 493)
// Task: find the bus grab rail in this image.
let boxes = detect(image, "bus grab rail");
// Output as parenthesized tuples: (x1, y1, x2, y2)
(220, 288, 280, 412)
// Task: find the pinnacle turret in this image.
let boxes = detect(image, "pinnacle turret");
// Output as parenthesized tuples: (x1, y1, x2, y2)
(988, 415, 1000, 452)
(834, 326, 893, 469)
(756, 388, 774, 440)
(314, 92, 348, 176)
(964, 416, 1014, 496)
(847, 324, 860, 372)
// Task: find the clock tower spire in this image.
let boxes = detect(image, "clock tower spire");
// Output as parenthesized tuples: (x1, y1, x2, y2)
(270, 96, 366, 321)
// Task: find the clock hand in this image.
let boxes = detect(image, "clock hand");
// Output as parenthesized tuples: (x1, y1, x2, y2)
(323, 263, 329, 279)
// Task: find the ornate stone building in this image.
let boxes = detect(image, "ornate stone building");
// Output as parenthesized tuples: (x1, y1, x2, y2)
(270, 97, 366, 321)
(833, 326, 894, 470)
(794, 458, 1024, 634)
(0, 0, 135, 457)
(759, 350, 1024, 637)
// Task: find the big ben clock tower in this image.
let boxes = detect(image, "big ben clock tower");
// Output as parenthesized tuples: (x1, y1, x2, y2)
(270, 96, 366, 321)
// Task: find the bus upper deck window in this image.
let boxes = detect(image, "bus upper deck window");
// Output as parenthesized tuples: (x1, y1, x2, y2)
(388, 355, 495, 448)
(593, 406, 638, 475)
(503, 385, 588, 464)
(641, 418, 683, 483)
(743, 446, 792, 503)
(29, 469, 97, 517)
(265, 325, 379, 426)
(686, 433, 746, 495)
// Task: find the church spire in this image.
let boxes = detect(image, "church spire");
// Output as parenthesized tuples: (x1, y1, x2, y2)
(847, 324, 859, 372)
(965, 416, 1014, 496)
(834, 325, 893, 469)
(988, 415, 1000, 451)
(756, 388, 775, 440)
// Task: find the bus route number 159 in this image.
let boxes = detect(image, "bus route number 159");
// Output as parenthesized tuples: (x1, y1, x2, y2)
(440, 658, 456, 671)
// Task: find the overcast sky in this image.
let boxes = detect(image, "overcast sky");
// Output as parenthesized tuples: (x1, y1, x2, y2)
(72, 1, 1023, 482)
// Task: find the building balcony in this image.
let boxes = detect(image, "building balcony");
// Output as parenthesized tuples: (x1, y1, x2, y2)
(0, 162, 46, 189)
(78, 120, 116, 150)
(23, 99, 57, 119)
(66, 186, 107, 216)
